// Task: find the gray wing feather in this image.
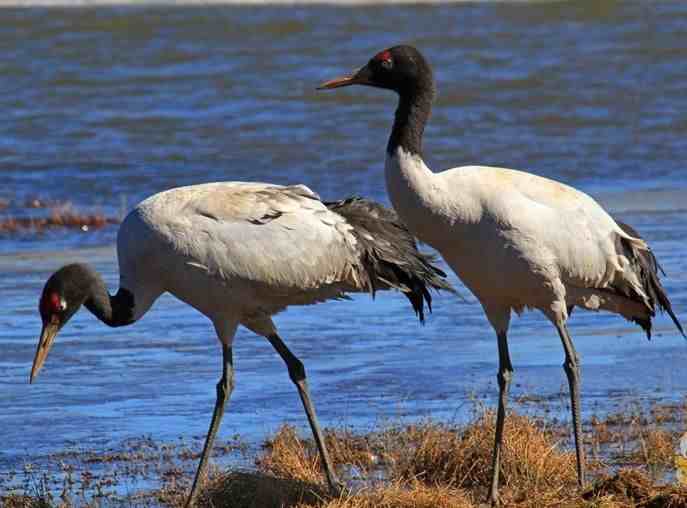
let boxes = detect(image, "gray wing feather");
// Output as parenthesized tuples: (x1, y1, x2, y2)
(181, 183, 360, 294)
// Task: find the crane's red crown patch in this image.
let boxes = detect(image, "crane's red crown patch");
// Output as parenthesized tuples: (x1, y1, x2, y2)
(41, 291, 62, 314)
(374, 50, 392, 62)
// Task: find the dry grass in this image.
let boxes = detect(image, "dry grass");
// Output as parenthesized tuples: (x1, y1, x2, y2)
(0, 495, 52, 508)
(583, 469, 687, 507)
(256, 425, 377, 483)
(323, 429, 379, 472)
(156, 470, 326, 508)
(587, 400, 686, 480)
(4, 401, 687, 508)
(631, 428, 677, 471)
(0, 202, 118, 233)
(386, 412, 580, 506)
(257, 425, 325, 484)
(244, 406, 687, 508)
(314, 481, 472, 508)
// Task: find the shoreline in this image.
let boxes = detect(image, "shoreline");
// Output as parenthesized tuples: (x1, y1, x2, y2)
(0, 0, 557, 6)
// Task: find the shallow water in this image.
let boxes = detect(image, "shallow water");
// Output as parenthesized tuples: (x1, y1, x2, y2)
(1, 0, 686, 490)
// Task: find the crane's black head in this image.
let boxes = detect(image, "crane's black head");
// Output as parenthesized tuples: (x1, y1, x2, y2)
(317, 45, 434, 96)
(32, 263, 93, 383)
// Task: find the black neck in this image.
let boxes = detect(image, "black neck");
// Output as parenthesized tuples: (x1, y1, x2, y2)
(80, 268, 135, 328)
(387, 82, 434, 157)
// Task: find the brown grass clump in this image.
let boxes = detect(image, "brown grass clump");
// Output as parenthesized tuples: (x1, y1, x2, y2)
(584, 469, 653, 504)
(151, 460, 327, 508)
(250, 424, 475, 508)
(257, 425, 326, 484)
(0, 494, 51, 508)
(0, 203, 118, 233)
(583, 469, 687, 508)
(642, 491, 687, 508)
(587, 400, 685, 479)
(190, 471, 325, 508)
(382, 422, 469, 484)
(650, 403, 683, 425)
(257, 425, 377, 484)
(631, 428, 677, 471)
(323, 428, 378, 472)
(391, 411, 580, 506)
(314, 480, 471, 508)
(251, 412, 599, 507)
(590, 415, 616, 446)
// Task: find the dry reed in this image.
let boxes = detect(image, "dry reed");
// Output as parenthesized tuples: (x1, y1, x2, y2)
(0, 203, 118, 233)
(388, 412, 580, 506)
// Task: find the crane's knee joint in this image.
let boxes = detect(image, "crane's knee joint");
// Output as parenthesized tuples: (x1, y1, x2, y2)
(563, 358, 580, 378)
(216, 374, 235, 399)
(497, 369, 513, 389)
(215, 380, 226, 399)
(288, 358, 306, 384)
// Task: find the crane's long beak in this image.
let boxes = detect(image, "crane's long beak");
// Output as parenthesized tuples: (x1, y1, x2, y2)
(317, 66, 372, 90)
(30, 317, 60, 384)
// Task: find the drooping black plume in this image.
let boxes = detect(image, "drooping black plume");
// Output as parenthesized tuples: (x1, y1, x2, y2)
(614, 221, 685, 339)
(326, 196, 454, 323)
(567, 220, 684, 339)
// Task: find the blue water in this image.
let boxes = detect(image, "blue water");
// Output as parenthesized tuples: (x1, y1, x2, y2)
(1, 0, 686, 495)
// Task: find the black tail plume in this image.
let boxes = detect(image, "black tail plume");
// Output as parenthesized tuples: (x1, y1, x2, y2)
(616, 220, 685, 339)
(326, 197, 454, 323)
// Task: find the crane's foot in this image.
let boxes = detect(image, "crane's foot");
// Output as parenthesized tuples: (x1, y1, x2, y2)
(184, 488, 200, 508)
(326, 478, 344, 498)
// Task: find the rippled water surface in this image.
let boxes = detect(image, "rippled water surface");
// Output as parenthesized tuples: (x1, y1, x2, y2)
(1, 0, 686, 489)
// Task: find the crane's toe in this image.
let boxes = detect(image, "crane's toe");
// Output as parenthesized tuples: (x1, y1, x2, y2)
(327, 478, 344, 498)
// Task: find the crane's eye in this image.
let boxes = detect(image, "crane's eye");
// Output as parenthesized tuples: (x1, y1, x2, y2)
(381, 59, 393, 70)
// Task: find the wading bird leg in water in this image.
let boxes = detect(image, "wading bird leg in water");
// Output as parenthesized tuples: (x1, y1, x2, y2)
(267, 333, 343, 494)
(555, 320, 586, 487)
(489, 329, 513, 506)
(186, 341, 235, 508)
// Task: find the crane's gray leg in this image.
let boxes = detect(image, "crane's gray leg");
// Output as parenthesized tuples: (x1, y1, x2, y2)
(555, 321, 586, 488)
(489, 331, 513, 506)
(267, 333, 342, 494)
(186, 344, 234, 508)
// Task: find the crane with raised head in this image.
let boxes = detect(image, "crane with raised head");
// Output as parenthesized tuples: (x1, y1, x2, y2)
(319, 45, 684, 505)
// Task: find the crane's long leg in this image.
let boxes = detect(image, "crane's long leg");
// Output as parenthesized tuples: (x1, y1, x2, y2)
(555, 322, 586, 488)
(267, 333, 342, 494)
(186, 344, 234, 508)
(489, 331, 513, 506)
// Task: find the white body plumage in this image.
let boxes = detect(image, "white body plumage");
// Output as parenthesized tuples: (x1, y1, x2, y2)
(386, 147, 649, 331)
(119, 182, 375, 340)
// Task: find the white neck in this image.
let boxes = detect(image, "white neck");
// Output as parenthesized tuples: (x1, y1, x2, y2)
(384, 147, 444, 246)
(384, 146, 483, 253)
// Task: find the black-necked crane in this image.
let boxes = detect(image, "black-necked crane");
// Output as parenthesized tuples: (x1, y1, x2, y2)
(319, 45, 685, 505)
(29, 181, 452, 507)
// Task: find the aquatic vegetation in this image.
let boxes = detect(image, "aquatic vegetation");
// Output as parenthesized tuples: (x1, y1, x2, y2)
(0, 201, 119, 234)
